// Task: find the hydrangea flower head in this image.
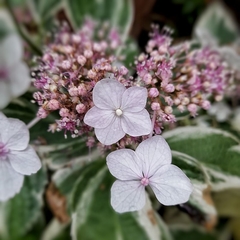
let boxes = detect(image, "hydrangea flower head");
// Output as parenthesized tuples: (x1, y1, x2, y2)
(106, 135, 193, 213)
(0, 112, 41, 201)
(0, 34, 31, 109)
(84, 78, 152, 145)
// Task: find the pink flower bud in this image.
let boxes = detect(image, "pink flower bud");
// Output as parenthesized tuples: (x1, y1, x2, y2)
(84, 50, 93, 58)
(61, 60, 71, 70)
(164, 106, 173, 114)
(78, 84, 87, 96)
(187, 103, 198, 116)
(201, 100, 211, 110)
(59, 108, 69, 117)
(149, 88, 159, 98)
(143, 73, 152, 85)
(88, 70, 97, 79)
(164, 84, 175, 93)
(77, 55, 87, 66)
(119, 66, 128, 75)
(151, 102, 161, 111)
(72, 34, 81, 44)
(48, 99, 60, 110)
(76, 103, 86, 114)
(37, 107, 48, 118)
(69, 87, 79, 97)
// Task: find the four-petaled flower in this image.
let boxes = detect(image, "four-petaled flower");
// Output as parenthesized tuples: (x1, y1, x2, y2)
(0, 34, 31, 109)
(84, 78, 152, 145)
(107, 135, 193, 213)
(0, 112, 41, 201)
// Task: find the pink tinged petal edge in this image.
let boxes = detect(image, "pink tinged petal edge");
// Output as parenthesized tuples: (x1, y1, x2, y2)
(2, 118, 29, 151)
(8, 146, 41, 175)
(135, 135, 172, 177)
(121, 109, 152, 137)
(111, 180, 146, 213)
(93, 78, 126, 110)
(107, 149, 143, 180)
(121, 86, 148, 112)
(95, 116, 125, 145)
(0, 159, 24, 201)
(149, 165, 193, 206)
(84, 106, 114, 128)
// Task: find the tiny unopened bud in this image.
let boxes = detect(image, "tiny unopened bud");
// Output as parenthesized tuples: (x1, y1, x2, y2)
(62, 60, 71, 70)
(76, 103, 86, 113)
(165, 106, 173, 114)
(177, 104, 185, 112)
(84, 50, 93, 58)
(49, 84, 57, 92)
(215, 95, 223, 102)
(69, 87, 79, 97)
(151, 102, 161, 111)
(59, 108, 69, 117)
(188, 103, 198, 116)
(77, 55, 87, 65)
(143, 73, 152, 85)
(88, 70, 97, 79)
(174, 98, 181, 105)
(119, 66, 128, 75)
(181, 97, 190, 106)
(47, 99, 60, 110)
(37, 107, 48, 118)
(149, 88, 159, 98)
(93, 43, 102, 52)
(201, 100, 211, 110)
(138, 53, 145, 62)
(72, 34, 81, 44)
(78, 84, 87, 96)
(164, 84, 175, 93)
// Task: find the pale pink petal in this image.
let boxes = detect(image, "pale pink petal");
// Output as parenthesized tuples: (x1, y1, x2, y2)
(135, 136, 172, 177)
(8, 62, 31, 97)
(0, 34, 23, 68)
(8, 146, 41, 175)
(107, 149, 142, 180)
(0, 159, 24, 201)
(2, 118, 29, 151)
(93, 78, 125, 109)
(121, 109, 152, 137)
(95, 117, 125, 145)
(84, 106, 114, 128)
(149, 165, 193, 205)
(0, 81, 11, 109)
(121, 87, 148, 112)
(111, 180, 146, 213)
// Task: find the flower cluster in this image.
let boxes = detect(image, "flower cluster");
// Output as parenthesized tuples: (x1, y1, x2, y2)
(32, 19, 132, 139)
(135, 26, 233, 133)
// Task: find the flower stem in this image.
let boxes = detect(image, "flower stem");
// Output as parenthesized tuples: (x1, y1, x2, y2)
(27, 117, 41, 129)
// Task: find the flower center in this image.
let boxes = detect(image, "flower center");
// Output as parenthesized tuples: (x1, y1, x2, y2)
(140, 177, 149, 186)
(0, 142, 9, 159)
(115, 108, 123, 116)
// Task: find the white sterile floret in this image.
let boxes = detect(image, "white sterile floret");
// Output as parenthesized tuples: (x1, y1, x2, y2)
(0, 34, 31, 109)
(106, 135, 193, 213)
(84, 78, 152, 145)
(0, 112, 41, 201)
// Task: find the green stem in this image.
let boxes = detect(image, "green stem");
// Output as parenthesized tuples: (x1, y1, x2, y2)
(4, 0, 42, 55)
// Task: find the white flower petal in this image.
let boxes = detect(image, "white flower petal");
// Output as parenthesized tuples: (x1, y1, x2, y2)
(149, 165, 193, 205)
(8, 62, 31, 97)
(0, 34, 23, 68)
(93, 78, 125, 109)
(0, 112, 7, 120)
(135, 136, 172, 177)
(0, 159, 24, 201)
(121, 86, 148, 112)
(2, 118, 29, 151)
(84, 106, 114, 128)
(95, 116, 125, 145)
(8, 146, 41, 175)
(111, 180, 146, 213)
(0, 81, 11, 109)
(107, 149, 142, 180)
(121, 109, 152, 137)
